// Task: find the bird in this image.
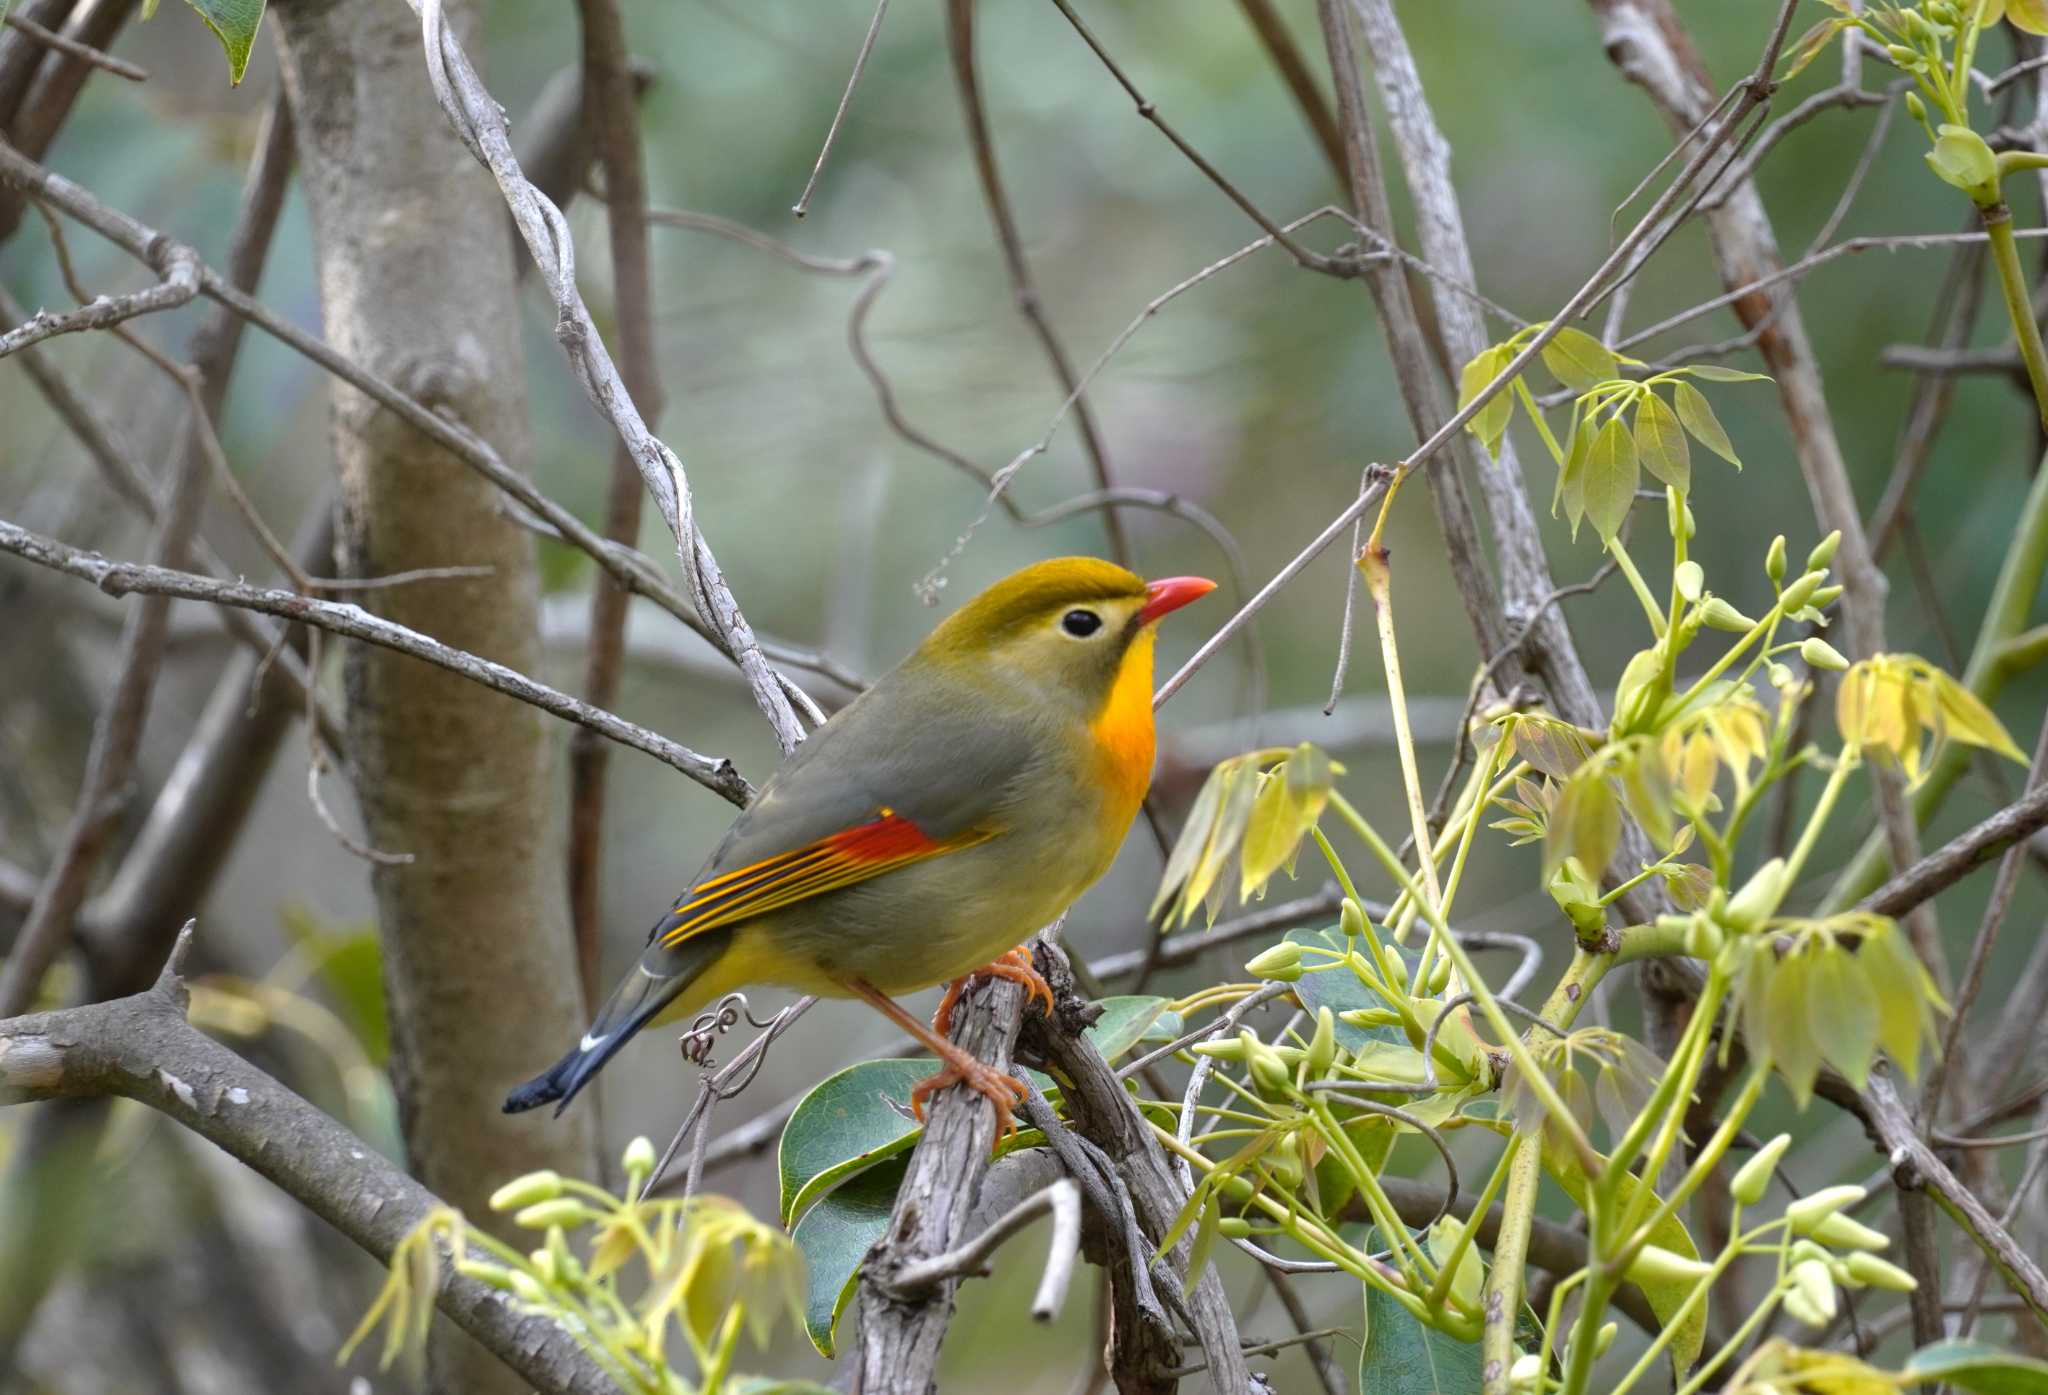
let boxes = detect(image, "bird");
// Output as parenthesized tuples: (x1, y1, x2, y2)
(504, 557, 1216, 1139)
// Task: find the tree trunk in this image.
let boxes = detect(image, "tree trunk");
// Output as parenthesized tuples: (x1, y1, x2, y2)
(271, 1, 598, 1389)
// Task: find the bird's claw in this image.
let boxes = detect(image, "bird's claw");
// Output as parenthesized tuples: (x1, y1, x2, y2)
(931, 946, 1056, 1037)
(909, 1058, 1031, 1145)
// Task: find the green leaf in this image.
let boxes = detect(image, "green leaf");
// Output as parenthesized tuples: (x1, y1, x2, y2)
(1458, 346, 1516, 454)
(1766, 948, 1823, 1107)
(1860, 923, 1939, 1081)
(180, 0, 267, 84)
(1778, 16, 1848, 81)
(779, 1059, 931, 1225)
(1539, 1137, 1707, 1374)
(1085, 996, 1181, 1063)
(1680, 365, 1771, 383)
(1541, 326, 1621, 393)
(1812, 942, 1880, 1088)
(1358, 1268, 1483, 1394)
(790, 1156, 907, 1357)
(1555, 402, 1591, 528)
(1633, 391, 1690, 492)
(1900, 1340, 2048, 1392)
(1286, 925, 1413, 1053)
(1582, 413, 1638, 543)
(1545, 763, 1620, 883)
(1151, 762, 1230, 921)
(1926, 125, 1999, 197)
(1240, 745, 1335, 899)
(1672, 380, 1741, 468)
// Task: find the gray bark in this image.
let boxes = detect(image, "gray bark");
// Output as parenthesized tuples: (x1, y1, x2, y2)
(270, 1, 599, 1388)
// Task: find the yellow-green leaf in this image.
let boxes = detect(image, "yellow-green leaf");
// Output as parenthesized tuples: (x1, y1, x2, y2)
(1583, 413, 1639, 543)
(1546, 763, 1619, 882)
(1541, 326, 1621, 393)
(1672, 380, 1741, 468)
(1766, 949, 1823, 1107)
(1810, 942, 1880, 1088)
(1634, 392, 1691, 492)
(1928, 670, 2028, 763)
(1458, 346, 1516, 454)
(2009, 0, 2048, 32)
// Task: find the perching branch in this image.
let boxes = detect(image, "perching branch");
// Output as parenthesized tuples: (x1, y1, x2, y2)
(883, 1177, 1082, 1323)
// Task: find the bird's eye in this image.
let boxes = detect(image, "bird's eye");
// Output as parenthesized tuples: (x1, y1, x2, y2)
(1061, 608, 1104, 638)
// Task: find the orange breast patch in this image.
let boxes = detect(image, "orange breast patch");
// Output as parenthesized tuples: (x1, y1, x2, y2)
(1089, 628, 1158, 821)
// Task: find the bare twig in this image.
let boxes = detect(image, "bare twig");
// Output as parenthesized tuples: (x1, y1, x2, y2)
(791, 0, 888, 218)
(569, 0, 666, 1011)
(1045, 0, 1345, 275)
(0, 10, 146, 81)
(0, 236, 197, 357)
(0, 139, 831, 720)
(0, 926, 615, 1395)
(0, 518, 755, 805)
(0, 396, 209, 1017)
(945, 0, 1129, 566)
(1859, 783, 2048, 920)
(405, 0, 807, 753)
(884, 1178, 1082, 1323)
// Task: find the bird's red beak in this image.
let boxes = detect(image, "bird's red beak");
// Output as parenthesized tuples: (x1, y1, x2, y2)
(1138, 575, 1217, 626)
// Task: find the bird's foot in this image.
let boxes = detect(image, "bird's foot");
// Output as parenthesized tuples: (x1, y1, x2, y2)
(909, 1055, 1031, 1143)
(931, 946, 1056, 1037)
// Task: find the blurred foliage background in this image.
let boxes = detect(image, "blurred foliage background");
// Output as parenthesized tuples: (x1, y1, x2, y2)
(2, 0, 2044, 1389)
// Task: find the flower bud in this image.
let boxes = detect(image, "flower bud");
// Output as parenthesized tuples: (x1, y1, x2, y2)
(1340, 898, 1369, 941)
(513, 1199, 593, 1231)
(1779, 571, 1823, 613)
(1722, 857, 1789, 932)
(1810, 1211, 1890, 1252)
(1194, 1036, 1249, 1061)
(1905, 91, 1928, 124)
(1218, 1216, 1255, 1239)
(1246, 1035, 1293, 1096)
(456, 1260, 518, 1291)
(1424, 955, 1453, 995)
(623, 1135, 657, 1179)
(1809, 584, 1844, 608)
(1675, 560, 1704, 603)
(1789, 1258, 1838, 1324)
(1626, 1243, 1714, 1285)
(1593, 1321, 1618, 1358)
(1509, 1353, 1542, 1392)
(1786, 1184, 1868, 1235)
(1682, 915, 1723, 960)
(1305, 1007, 1338, 1076)
(1245, 941, 1304, 982)
(1765, 534, 1787, 583)
(1845, 1252, 1919, 1292)
(1730, 1133, 1791, 1205)
(528, 1247, 558, 1282)
(1801, 638, 1849, 672)
(490, 1170, 563, 1212)
(1806, 531, 1841, 571)
(508, 1269, 551, 1305)
(1701, 597, 1756, 632)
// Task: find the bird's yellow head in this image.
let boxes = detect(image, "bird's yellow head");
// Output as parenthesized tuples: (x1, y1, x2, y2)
(915, 556, 1215, 734)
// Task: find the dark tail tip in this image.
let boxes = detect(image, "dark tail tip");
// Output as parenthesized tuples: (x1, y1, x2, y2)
(504, 1040, 610, 1117)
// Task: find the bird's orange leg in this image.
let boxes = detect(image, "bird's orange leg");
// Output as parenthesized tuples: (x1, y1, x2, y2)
(931, 946, 1056, 1037)
(845, 977, 1030, 1145)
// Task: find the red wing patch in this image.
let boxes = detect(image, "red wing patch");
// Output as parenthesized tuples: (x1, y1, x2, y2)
(657, 811, 992, 949)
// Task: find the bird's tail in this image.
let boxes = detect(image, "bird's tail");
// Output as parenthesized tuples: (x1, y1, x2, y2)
(503, 928, 730, 1116)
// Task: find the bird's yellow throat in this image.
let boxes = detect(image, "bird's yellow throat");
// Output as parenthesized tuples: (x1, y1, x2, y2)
(1089, 626, 1158, 820)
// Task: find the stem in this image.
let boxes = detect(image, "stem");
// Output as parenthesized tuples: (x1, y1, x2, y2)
(1984, 204, 2048, 433)
(1607, 534, 1667, 636)
(1359, 544, 1445, 920)
(1477, 948, 1610, 1395)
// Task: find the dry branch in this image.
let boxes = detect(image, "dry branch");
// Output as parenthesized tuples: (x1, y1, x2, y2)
(0, 927, 615, 1395)
(0, 519, 754, 805)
